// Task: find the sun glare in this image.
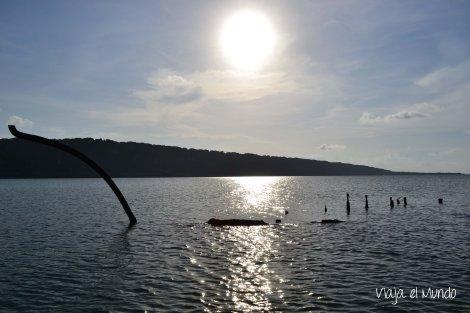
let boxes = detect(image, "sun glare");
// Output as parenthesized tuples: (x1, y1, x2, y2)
(220, 10, 276, 72)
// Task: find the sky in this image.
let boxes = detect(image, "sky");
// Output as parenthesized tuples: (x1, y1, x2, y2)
(1, 0, 469, 173)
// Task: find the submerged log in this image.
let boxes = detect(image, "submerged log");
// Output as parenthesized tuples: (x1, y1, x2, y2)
(310, 219, 344, 224)
(321, 219, 344, 224)
(207, 218, 268, 227)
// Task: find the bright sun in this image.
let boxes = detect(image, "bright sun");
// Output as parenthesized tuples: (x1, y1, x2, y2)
(220, 10, 276, 72)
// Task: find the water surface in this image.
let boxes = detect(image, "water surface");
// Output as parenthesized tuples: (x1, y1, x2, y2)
(1, 176, 469, 312)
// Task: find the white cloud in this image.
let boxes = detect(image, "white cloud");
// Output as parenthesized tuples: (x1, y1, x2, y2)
(7, 115, 33, 128)
(359, 102, 441, 125)
(386, 110, 428, 120)
(359, 112, 384, 125)
(318, 144, 346, 151)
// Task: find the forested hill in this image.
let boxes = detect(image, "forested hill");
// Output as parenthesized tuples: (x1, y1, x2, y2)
(0, 137, 404, 178)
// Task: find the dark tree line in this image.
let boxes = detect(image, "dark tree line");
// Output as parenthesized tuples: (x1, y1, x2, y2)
(0, 137, 433, 178)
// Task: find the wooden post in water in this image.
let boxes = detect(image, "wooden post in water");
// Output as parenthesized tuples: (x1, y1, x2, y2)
(8, 125, 137, 226)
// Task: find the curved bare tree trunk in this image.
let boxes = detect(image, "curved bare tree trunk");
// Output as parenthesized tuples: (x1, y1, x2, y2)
(8, 125, 137, 226)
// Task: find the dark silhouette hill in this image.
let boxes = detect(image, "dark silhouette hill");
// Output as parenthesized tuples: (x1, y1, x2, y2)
(0, 137, 449, 178)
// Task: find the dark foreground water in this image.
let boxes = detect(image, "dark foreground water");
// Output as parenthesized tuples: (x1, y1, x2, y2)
(0, 176, 469, 312)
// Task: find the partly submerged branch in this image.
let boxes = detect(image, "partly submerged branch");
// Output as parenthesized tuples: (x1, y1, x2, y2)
(8, 125, 137, 226)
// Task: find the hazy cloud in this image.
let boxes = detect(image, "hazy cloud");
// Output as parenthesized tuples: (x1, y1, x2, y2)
(134, 71, 203, 104)
(135, 69, 301, 104)
(99, 68, 308, 132)
(428, 148, 459, 158)
(190, 70, 300, 101)
(415, 61, 470, 91)
(319, 144, 346, 151)
(7, 115, 33, 128)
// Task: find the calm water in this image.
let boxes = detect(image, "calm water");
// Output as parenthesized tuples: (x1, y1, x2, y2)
(0, 176, 469, 312)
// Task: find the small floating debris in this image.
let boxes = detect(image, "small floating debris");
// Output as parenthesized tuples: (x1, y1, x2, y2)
(438, 198, 443, 204)
(275, 219, 282, 223)
(207, 218, 268, 227)
(285, 210, 289, 215)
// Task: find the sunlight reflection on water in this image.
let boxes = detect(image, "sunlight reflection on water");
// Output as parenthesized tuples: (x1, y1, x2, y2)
(230, 176, 287, 217)
(222, 226, 281, 311)
(203, 177, 286, 311)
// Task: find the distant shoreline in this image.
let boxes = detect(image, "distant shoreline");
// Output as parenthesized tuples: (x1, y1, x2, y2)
(0, 137, 464, 178)
(0, 173, 464, 179)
